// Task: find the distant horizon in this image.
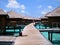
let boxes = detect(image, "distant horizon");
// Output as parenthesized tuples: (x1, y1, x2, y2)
(0, 0, 60, 18)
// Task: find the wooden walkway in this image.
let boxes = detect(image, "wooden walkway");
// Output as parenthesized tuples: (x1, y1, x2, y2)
(14, 23, 53, 45)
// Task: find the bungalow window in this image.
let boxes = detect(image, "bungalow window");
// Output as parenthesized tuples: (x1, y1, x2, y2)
(52, 22, 60, 28)
(58, 23, 60, 28)
(0, 20, 2, 27)
(52, 23, 56, 28)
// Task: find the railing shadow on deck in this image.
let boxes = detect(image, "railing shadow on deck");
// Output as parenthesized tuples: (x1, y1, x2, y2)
(0, 41, 14, 45)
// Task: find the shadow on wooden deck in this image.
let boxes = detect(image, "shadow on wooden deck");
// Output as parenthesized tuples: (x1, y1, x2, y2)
(0, 41, 14, 45)
(21, 35, 28, 37)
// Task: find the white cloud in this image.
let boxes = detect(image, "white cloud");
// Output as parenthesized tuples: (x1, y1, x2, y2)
(21, 10, 30, 15)
(38, 5, 42, 8)
(6, 0, 28, 15)
(20, 5, 26, 10)
(20, 5, 26, 14)
(4, 10, 7, 12)
(41, 11, 48, 15)
(6, 0, 26, 10)
(48, 5, 53, 9)
(21, 10, 25, 13)
(6, 0, 20, 8)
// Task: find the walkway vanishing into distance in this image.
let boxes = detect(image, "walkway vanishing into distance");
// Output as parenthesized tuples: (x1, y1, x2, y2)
(14, 23, 53, 45)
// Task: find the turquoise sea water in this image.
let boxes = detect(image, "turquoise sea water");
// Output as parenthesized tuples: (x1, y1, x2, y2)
(0, 25, 25, 36)
(6, 29, 21, 36)
(35, 24, 60, 45)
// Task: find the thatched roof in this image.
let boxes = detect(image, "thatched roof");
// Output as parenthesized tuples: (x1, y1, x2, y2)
(0, 9, 7, 15)
(2, 10, 40, 21)
(7, 10, 40, 20)
(22, 15, 35, 20)
(34, 18, 40, 20)
(22, 15, 40, 20)
(46, 6, 60, 17)
(23, 16, 34, 19)
(40, 15, 48, 19)
(7, 10, 24, 18)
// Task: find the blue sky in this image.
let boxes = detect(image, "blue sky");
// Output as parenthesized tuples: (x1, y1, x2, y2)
(0, 0, 60, 18)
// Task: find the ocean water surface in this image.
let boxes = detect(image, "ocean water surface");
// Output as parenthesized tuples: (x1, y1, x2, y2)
(0, 25, 25, 36)
(35, 23, 60, 45)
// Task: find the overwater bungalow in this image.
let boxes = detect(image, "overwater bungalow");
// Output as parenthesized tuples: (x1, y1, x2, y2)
(0, 9, 8, 34)
(39, 6, 60, 28)
(40, 15, 48, 25)
(7, 10, 24, 26)
(7, 10, 40, 25)
(45, 6, 60, 28)
(40, 15, 48, 22)
(0, 9, 40, 35)
(22, 16, 40, 24)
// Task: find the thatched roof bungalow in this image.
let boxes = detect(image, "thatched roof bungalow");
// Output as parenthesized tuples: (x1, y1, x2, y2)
(39, 15, 48, 27)
(40, 15, 48, 23)
(7, 10, 23, 20)
(0, 9, 8, 26)
(45, 6, 60, 28)
(0, 8, 40, 26)
(7, 10, 40, 25)
(22, 15, 40, 22)
(7, 10, 27, 25)
(0, 9, 9, 34)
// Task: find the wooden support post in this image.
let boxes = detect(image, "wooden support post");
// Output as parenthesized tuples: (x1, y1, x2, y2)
(19, 27, 20, 35)
(48, 32, 50, 41)
(19, 26, 22, 36)
(39, 24, 40, 29)
(8, 26, 9, 28)
(14, 26, 15, 33)
(2, 26, 6, 35)
(19, 27, 21, 33)
(51, 32, 52, 42)
(48, 32, 53, 42)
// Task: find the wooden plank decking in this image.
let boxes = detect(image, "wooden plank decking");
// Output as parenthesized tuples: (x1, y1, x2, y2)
(0, 36, 16, 45)
(0, 36, 16, 42)
(14, 23, 53, 45)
